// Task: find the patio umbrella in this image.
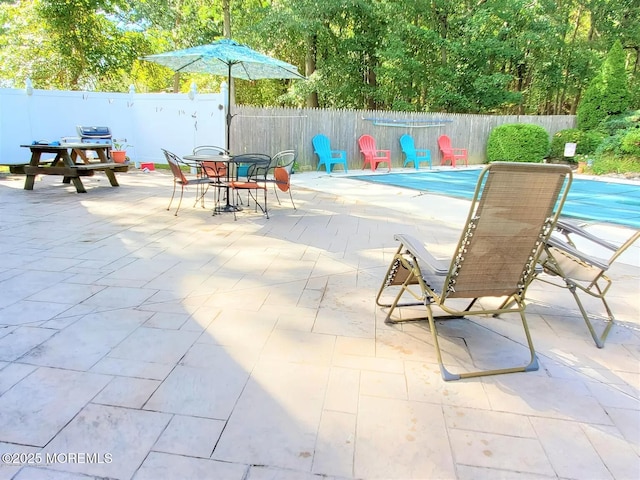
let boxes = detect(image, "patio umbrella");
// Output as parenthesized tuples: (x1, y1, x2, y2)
(142, 38, 305, 151)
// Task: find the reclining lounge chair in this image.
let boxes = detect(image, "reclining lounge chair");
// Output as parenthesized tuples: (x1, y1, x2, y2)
(376, 162, 572, 381)
(535, 220, 640, 348)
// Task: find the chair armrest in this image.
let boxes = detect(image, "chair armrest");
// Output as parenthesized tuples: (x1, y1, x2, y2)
(546, 236, 609, 271)
(556, 218, 618, 252)
(331, 150, 347, 159)
(178, 157, 200, 170)
(394, 234, 450, 276)
(452, 148, 467, 155)
(415, 149, 430, 156)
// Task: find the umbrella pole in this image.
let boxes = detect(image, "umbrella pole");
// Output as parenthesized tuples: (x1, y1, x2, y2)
(219, 65, 241, 213)
(226, 111, 231, 152)
(226, 64, 232, 152)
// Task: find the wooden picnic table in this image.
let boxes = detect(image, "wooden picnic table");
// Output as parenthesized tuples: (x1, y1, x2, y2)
(19, 143, 129, 193)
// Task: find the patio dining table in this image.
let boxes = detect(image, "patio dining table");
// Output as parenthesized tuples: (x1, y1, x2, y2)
(183, 153, 238, 213)
(183, 153, 271, 214)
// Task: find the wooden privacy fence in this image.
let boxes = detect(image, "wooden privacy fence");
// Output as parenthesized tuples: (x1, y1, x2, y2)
(230, 107, 575, 170)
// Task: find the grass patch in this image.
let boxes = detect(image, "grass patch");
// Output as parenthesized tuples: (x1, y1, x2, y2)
(591, 154, 640, 175)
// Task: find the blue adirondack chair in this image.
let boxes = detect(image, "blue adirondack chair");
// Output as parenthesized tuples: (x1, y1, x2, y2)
(399, 134, 432, 169)
(312, 134, 348, 173)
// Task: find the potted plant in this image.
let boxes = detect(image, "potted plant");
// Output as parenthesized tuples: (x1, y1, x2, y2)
(111, 139, 131, 163)
(574, 154, 588, 174)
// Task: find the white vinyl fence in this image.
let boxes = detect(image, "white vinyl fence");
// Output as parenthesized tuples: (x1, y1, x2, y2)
(0, 86, 227, 166)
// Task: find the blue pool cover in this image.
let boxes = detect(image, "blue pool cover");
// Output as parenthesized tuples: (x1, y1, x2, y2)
(350, 169, 640, 229)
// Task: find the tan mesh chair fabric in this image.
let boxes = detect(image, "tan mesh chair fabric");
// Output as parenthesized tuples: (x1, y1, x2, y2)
(445, 165, 567, 298)
(376, 162, 572, 381)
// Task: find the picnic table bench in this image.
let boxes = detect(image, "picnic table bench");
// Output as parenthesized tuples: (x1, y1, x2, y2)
(18, 143, 129, 193)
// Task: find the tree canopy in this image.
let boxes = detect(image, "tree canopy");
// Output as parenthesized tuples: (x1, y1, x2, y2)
(1, 0, 638, 114)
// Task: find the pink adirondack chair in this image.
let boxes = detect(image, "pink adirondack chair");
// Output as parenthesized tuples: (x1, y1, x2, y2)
(358, 134, 392, 172)
(437, 135, 468, 167)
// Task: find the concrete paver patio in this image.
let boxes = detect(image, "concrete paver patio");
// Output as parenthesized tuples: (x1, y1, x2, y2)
(0, 168, 638, 480)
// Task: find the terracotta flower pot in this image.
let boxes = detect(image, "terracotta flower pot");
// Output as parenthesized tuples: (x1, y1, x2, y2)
(577, 161, 587, 174)
(111, 150, 127, 163)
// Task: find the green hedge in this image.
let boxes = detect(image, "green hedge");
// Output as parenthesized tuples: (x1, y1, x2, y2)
(486, 123, 550, 163)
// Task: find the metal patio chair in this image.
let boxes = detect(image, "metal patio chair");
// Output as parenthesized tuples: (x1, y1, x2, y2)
(267, 150, 297, 210)
(162, 149, 213, 216)
(193, 145, 230, 211)
(228, 154, 271, 220)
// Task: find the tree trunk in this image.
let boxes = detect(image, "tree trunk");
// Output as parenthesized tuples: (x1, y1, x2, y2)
(306, 34, 318, 108)
(223, 0, 231, 38)
(366, 63, 378, 110)
(571, 90, 582, 114)
(559, 6, 582, 116)
(516, 63, 526, 114)
(222, 0, 233, 111)
(173, 73, 180, 93)
(433, 4, 449, 65)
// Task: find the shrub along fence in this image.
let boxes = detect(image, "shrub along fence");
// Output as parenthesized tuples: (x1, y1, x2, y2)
(231, 106, 575, 171)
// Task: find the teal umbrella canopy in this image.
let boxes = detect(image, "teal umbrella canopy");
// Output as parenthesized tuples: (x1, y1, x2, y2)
(142, 38, 304, 80)
(142, 38, 305, 150)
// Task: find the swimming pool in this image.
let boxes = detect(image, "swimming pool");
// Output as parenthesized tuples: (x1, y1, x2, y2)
(350, 169, 640, 229)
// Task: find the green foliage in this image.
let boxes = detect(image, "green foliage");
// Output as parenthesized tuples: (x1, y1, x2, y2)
(0, 0, 639, 117)
(549, 129, 605, 159)
(486, 123, 550, 163)
(576, 73, 606, 130)
(0, 0, 155, 91)
(591, 155, 640, 175)
(601, 40, 632, 114)
(620, 129, 640, 156)
(597, 109, 640, 135)
(592, 112, 640, 156)
(577, 40, 631, 130)
(580, 110, 640, 174)
(595, 131, 626, 156)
